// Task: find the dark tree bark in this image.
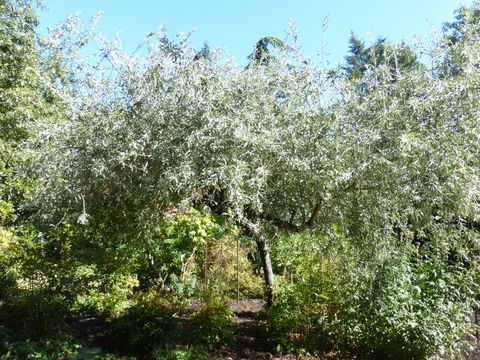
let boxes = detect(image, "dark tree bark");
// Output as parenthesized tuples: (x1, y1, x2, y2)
(235, 202, 323, 307)
(255, 237, 275, 307)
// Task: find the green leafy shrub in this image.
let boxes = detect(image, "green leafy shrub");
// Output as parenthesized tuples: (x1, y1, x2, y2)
(69, 346, 103, 359)
(137, 208, 262, 303)
(204, 235, 264, 300)
(4, 224, 139, 318)
(190, 298, 234, 349)
(136, 209, 226, 289)
(0, 330, 82, 360)
(0, 268, 15, 299)
(268, 232, 478, 359)
(7, 288, 70, 332)
(267, 252, 342, 354)
(111, 294, 176, 352)
(72, 271, 138, 317)
(0, 326, 13, 355)
(336, 254, 477, 359)
(0, 228, 16, 298)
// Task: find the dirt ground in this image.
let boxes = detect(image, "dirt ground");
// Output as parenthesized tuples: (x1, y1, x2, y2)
(67, 298, 345, 359)
(214, 299, 349, 360)
(2, 298, 478, 359)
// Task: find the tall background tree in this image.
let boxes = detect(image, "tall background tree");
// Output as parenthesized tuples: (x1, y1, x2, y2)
(0, 0, 44, 231)
(439, 0, 480, 77)
(247, 36, 290, 67)
(343, 33, 420, 93)
(0, 0, 65, 229)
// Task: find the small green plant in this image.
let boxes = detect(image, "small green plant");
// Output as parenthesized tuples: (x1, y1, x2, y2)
(0, 265, 15, 299)
(0, 326, 13, 355)
(69, 346, 103, 359)
(153, 345, 212, 360)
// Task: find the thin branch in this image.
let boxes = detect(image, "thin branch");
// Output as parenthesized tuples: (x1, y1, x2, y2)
(251, 200, 323, 233)
(259, 213, 301, 232)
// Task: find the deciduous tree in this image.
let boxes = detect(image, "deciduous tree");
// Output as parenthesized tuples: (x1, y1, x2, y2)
(21, 17, 480, 308)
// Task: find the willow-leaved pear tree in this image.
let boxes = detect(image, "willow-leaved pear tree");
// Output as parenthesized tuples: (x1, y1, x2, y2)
(23, 16, 480, 305)
(23, 27, 334, 305)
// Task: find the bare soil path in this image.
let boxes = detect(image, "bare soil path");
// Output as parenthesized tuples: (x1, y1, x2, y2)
(215, 299, 335, 360)
(217, 299, 274, 360)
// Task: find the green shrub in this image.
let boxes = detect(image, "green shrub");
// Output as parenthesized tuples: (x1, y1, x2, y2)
(0, 330, 82, 360)
(190, 299, 234, 349)
(267, 253, 342, 354)
(136, 209, 262, 301)
(69, 346, 103, 359)
(204, 235, 264, 300)
(336, 254, 477, 359)
(136, 209, 229, 290)
(268, 232, 478, 359)
(0, 326, 13, 355)
(0, 227, 16, 298)
(7, 288, 70, 332)
(72, 271, 138, 316)
(0, 265, 15, 299)
(111, 296, 176, 352)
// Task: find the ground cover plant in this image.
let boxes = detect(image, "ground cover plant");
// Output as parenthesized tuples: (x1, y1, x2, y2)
(1, 0, 480, 359)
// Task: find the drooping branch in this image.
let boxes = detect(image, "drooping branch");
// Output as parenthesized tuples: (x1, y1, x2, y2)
(331, 180, 407, 194)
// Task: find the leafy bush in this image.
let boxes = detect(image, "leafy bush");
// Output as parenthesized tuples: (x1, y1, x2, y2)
(0, 330, 82, 360)
(337, 254, 477, 359)
(72, 271, 138, 316)
(190, 299, 234, 349)
(204, 234, 264, 300)
(7, 288, 70, 332)
(0, 268, 15, 299)
(111, 294, 176, 352)
(137, 209, 262, 303)
(0, 228, 16, 298)
(268, 232, 478, 359)
(267, 251, 343, 354)
(136, 209, 227, 289)
(0, 326, 13, 355)
(3, 224, 139, 317)
(69, 346, 103, 359)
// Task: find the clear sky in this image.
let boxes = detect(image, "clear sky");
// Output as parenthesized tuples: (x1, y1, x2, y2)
(38, 0, 474, 67)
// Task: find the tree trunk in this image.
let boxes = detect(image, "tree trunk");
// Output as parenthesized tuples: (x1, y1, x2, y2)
(237, 217, 275, 307)
(256, 237, 275, 307)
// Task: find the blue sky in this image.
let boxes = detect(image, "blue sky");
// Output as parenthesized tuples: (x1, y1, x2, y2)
(39, 0, 474, 66)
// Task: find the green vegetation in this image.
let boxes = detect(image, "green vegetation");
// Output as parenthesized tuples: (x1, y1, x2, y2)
(268, 230, 478, 358)
(1, 1, 479, 359)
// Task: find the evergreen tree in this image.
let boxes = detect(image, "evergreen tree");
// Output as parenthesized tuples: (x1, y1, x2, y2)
(247, 36, 290, 67)
(440, 1, 480, 77)
(343, 33, 419, 92)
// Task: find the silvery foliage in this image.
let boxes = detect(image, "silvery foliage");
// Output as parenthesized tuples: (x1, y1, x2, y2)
(23, 17, 480, 251)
